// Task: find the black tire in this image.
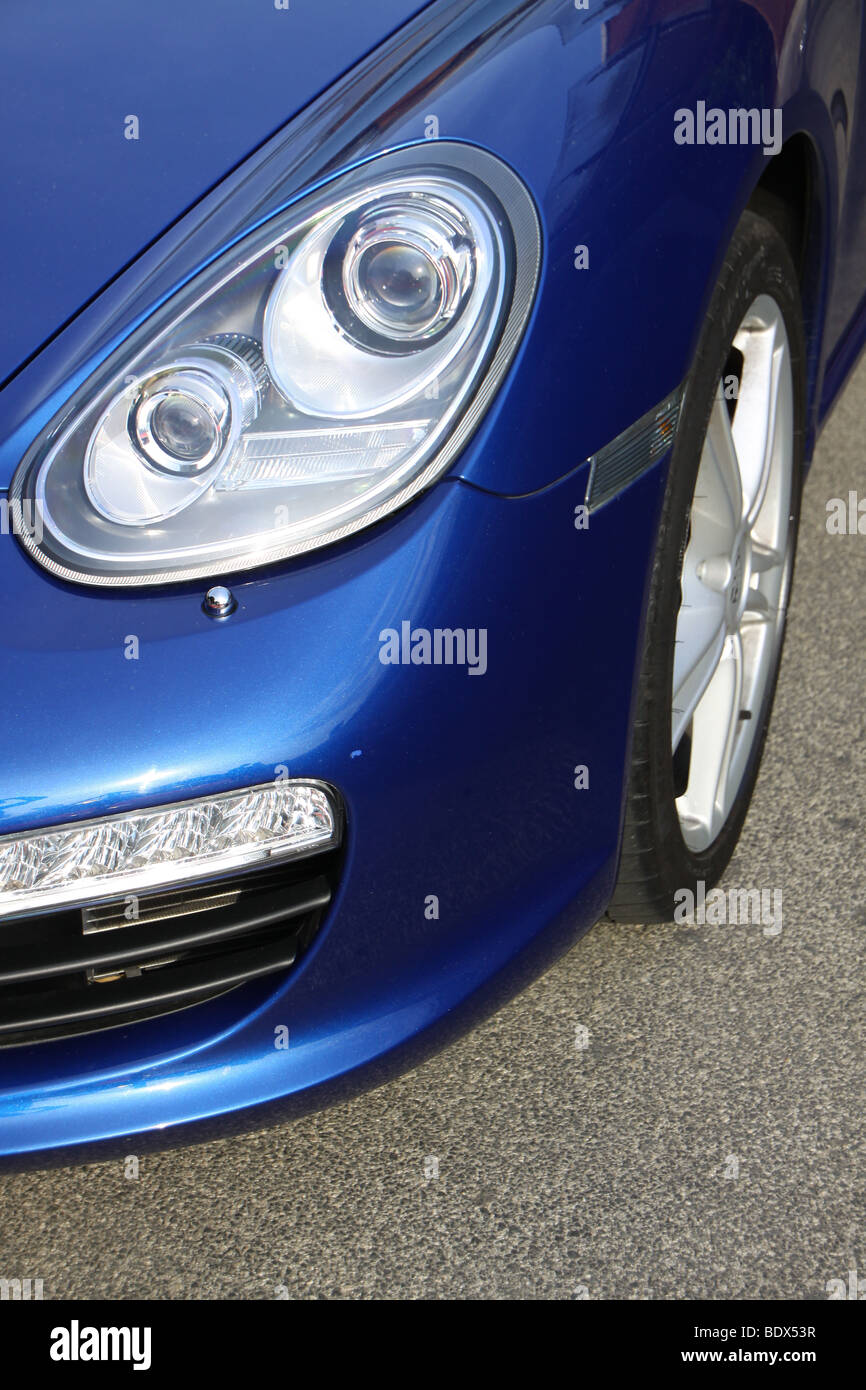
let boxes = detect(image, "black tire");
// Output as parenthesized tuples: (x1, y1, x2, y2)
(608, 209, 806, 923)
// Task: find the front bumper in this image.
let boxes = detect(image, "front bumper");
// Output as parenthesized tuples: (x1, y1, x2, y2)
(0, 448, 666, 1157)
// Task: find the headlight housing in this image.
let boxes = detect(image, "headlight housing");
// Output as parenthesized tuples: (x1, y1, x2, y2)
(11, 143, 540, 586)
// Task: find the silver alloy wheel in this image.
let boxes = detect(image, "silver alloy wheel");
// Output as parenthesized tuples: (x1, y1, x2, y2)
(672, 294, 795, 851)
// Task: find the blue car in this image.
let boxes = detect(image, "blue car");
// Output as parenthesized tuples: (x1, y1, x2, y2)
(0, 0, 863, 1158)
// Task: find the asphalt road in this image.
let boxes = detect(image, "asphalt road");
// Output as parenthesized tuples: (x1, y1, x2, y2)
(1, 359, 864, 1302)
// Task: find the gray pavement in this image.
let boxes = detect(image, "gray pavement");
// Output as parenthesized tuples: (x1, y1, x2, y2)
(1, 358, 864, 1301)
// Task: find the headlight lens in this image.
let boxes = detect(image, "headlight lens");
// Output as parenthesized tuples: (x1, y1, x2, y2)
(11, 143, 540, 586)
(322, 195, 476, 349)
(262, 178, 496, 420)
(86, 336, 268, 524)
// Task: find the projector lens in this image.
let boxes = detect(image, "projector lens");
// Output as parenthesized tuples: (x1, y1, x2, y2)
(150, 391, 220, 464)
(356, 242, 444, 331)
(324, 194, 476, 354)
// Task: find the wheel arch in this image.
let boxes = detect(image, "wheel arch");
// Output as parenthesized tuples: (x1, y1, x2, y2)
(745, 131, 830, 462)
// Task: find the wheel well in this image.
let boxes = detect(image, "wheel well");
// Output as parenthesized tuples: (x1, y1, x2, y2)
(747, 134, 824, 444)
(748, 135, 812, 276)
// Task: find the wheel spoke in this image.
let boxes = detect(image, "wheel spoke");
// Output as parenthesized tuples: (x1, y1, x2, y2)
(742, 582, 772, 620)
(672, 606, 726, 751)
(750, 540, 784, 574)
(696, 395, 743, 542)
(732, 314, 783, 523)
(676, 632, 744, 844)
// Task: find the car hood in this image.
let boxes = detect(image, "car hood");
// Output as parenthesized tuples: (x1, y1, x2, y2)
(0, 0, 431, 388)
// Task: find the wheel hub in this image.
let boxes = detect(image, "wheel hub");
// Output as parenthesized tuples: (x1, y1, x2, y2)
(726, 532, 751, 629)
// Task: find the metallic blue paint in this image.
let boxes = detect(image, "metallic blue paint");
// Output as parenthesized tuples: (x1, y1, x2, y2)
(0, 0, 433, 388)
(0, 0, 864, 1156)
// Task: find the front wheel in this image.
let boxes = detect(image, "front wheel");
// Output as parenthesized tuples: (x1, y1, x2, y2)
(608, 209, 805, 923)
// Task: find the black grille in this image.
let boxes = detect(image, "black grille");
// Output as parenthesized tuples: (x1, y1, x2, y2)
(0, 853, 338, 1047)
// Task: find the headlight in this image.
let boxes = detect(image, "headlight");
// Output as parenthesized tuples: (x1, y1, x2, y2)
(11, 143, 540, 586)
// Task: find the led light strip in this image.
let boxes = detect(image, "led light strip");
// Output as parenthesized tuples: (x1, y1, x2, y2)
(0, 780, 340, 920)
